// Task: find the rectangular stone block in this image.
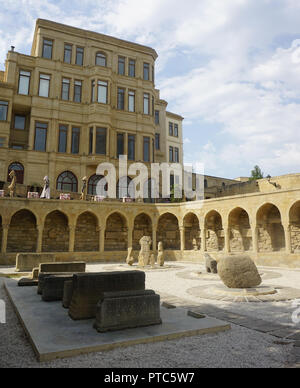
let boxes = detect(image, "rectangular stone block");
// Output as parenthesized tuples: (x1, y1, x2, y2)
(39, 262, 86, 274)
(16, 253, 56, 272)
(42, 275, 74, 302)
(38, 272, 75, 295)
(69, 271, 145, 320)
(94, 290, 162, 333)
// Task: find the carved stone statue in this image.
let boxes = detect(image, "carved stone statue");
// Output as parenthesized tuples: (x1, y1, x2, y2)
(126, 247, 135, 266)
(193, 238, 199, 251)
(40, 176, 50, 199)
(150, 254, 156, 268)
(138, 236, 152, 267)
(204, 253, 218, 274)
(80, 176, 87, 201)
(157, 241, 164, 267)
(8, 170, 16, 198)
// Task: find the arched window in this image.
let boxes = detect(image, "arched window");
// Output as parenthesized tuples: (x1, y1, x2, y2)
(88, 174, 108, 196)
(117, 177, 135, 199)
(7, 162, 24, 184)
(56, 171, 78, 193)
(96, 52, 107, 67)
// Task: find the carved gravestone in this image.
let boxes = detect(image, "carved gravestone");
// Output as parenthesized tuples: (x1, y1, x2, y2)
(68, 271, 146, 320)
(94, 290, 162, 333)
(42, 274, 74, 302)
(157, 242, 164, 267)
(138, 236, 152, 267)
(204, 253, 218, 274)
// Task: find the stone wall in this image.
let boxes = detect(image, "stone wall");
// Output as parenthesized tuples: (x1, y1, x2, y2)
(291, 224, 300, 252)
(157, 213, 180, 250)
(42, 211, 69, 252)
(7, 210, 37, 253)
(105, 213, 128, 251)
(75, 212, 99, 252)
(184, 214, 200, 250)
(133, 213, 152, 250)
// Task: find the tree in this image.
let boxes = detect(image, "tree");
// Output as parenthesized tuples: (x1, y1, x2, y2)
(250, 165, 264, 180)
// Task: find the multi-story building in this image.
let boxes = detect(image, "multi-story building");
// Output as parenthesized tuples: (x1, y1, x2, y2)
(0, 19, 184, 199)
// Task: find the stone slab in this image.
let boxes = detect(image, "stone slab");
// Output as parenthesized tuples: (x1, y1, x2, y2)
(4, 279, 231, 363)
(39, 262, 86, 274)
(269, 328, 300, 339)
(16, 254, 56, 272)
(42, 275, 74, 302)
(18, 278, 38, 287)
(288, 332, 300, 341)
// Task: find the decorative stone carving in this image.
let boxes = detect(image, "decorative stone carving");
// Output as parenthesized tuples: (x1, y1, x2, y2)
(138, 236, 152, 267)
(157, 241, 164, 267)
(80, 176, 87, 201)
(204, 253, 218, 274)
(126, 247, 135, 266)
(40, 176, 50, 199)
(8, 170, 16, 198)
(150, 254, 156, 268)
(218, 255, 262, 289)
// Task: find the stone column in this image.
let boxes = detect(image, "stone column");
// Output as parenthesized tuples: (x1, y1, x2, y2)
(284, 223, 292, 254)
(200, 225, 206, 253)
(252, 224, 258, 255)
(68, 225, 76, 253)
(36, 224, 44, 253)
(127, 222, 133, 250)
(224, 224, 230, 254)
(1, 224, 9, 254)
(99, 226, 105, 253)
(152, 222, 157, 253)
(180, 225, 185, 251)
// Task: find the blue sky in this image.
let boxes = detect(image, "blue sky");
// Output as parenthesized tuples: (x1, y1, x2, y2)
(1, 0, 300, 179)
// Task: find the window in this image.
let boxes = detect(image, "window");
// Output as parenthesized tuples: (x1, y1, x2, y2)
(8, 162, 24, 184)
(174, 124, 179, 137)
(0, 138, 5, 147)
(129, 59, 135, 77)
(128, 135, 135, 161)
(74, 80, 82, 103)
(118, 56, 125, 75)
(98, 80, 108, 104)
(143, 137, 150, 162)
(57, 171, 78, 193)
(128, 90, 135, 112)
(34, 122, 47, 151)
(39, 74, 50, 98)
(71, 127, 80, 154)
(174, 147, 179, 163)
(0, 101, 8, 121)
(58, 125, 68, 153)
(18, 70, 30, 95)
(11, 145, 24, 150)
(76, 47, 84, 66)
(143, 93, 150, 115)
(96, 52, 106, 67)
(61, 78, 70, 101)
(88, 174, 107, 196)
(155, 110, 159, 125)
(169, 122, 173, 136)
(143, 63, 150, 80)
(89, 127, 93, 154)
(155, 133, 160, 150)
(42, 39, 53, 59)
(14, 115, 26, 130)
(95, 127, 107, 155)
(169, 146, 174, 162)
(117, 88, 125, 110)
(64, 44, 72, 64)
(117, 133, 124, 158)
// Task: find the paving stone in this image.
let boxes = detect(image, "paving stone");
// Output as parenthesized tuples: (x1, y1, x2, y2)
(248, 322, 287, 333)
(270, 328, 300, 339)
(187, 311, 206, 319)
(294, 341, 300, 348)
(162, 302, 176, 309)
(288, 332, 300, 341)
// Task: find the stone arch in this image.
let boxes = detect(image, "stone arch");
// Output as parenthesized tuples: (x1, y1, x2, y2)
(105, 212, 128, 251)
(228, 207, 252, 252)
(205, 210, 224, 252)
(256, 203, 285, 252)
(75, 212, 99, 252)
(42, 210, 69, 252)
(133, 213, 153, 250)
(289, 201, 300, 253)
(157, 213, 180, 250)
(7, 210, 37, 252)
(183, 213, 201, 251)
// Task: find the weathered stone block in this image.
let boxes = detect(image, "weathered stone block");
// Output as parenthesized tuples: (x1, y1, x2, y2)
(38, 272, 74, 295)
(69, 271, 145, 320)
(94, 290, 162, 333)
(39, 261, 86, 274)
(204, 253, 218, 273)
(62, 280, 74, 309)
(16, 253, 56, 272)
(42, 275, 74, 302)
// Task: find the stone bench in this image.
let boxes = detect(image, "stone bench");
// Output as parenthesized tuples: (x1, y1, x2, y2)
(94, 290, 162, 333)
(42, 275, 74, 302)
(69, 271, 146, 320)
(16, 253, 55, 272)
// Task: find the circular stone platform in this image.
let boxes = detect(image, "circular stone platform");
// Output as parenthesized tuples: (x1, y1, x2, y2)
(176, 270, 282, 282)
(104, 263, 185, 272)
(187, 284, 300, 302)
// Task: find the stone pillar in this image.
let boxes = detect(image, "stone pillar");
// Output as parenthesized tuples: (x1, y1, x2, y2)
(100, 226, 105, 253)
(1, 224, 9, 254)
(284, 223, 292, 254)
(127, 222, 133, 250)
(36, 224, 44, 253)
(152, 222, 157, 253)
(224, 224, 230, 254)
(201, 226, 206, 253)
(180, 225, 185, 251)
(252, 225, 258, 255)
(68, 225, 76, 253)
